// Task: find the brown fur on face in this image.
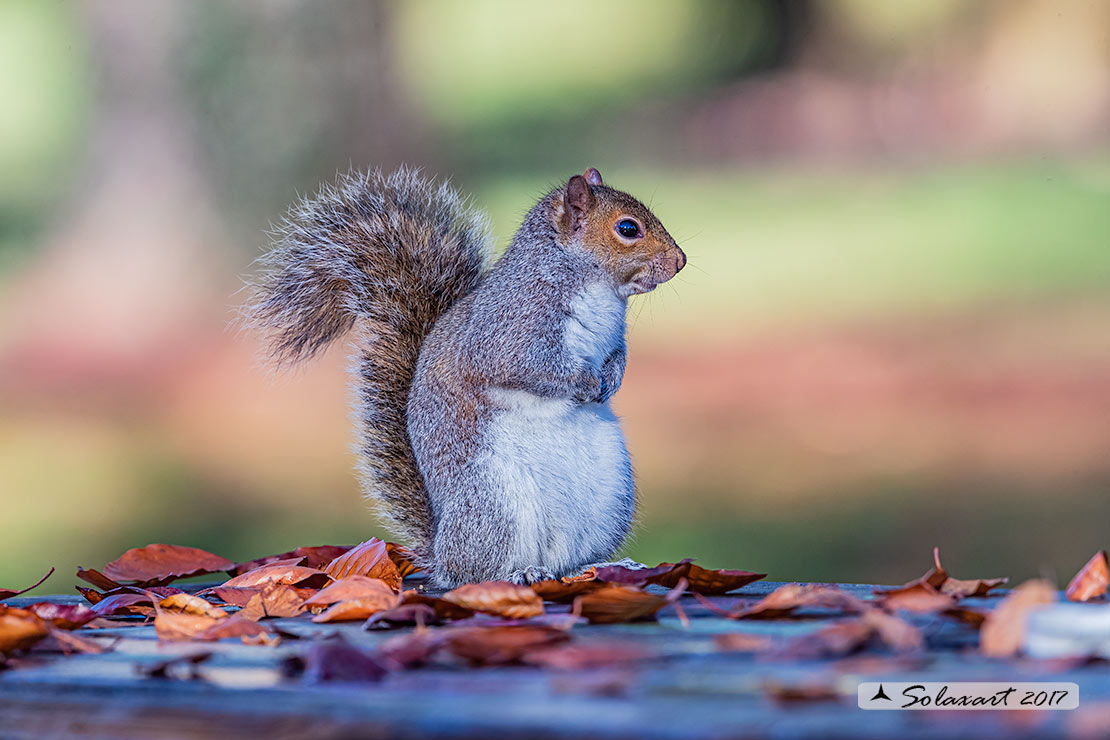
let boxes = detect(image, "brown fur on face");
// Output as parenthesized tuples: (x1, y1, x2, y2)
(554, 169, 685, 297)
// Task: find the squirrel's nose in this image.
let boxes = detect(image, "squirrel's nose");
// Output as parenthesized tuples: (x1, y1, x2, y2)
(673, 247, 687, 273)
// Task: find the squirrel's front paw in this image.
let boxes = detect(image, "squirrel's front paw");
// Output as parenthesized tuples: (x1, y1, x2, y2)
(507, 566, 556, 585)
(571, 368, 603, 404)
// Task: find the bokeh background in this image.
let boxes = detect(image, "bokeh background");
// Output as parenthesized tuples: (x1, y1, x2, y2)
(2, 0, 1108, 590)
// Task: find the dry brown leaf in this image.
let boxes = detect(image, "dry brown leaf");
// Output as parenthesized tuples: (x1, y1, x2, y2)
(158, 593, 229, 619)
(385, 543, 422, 578)
(197, 616, 275, 642)
(561, 567, 598, 583)
(0, 568, 54, 600)
(731, 584, 867, 619)
(875, 582, 958, 613)
(531, 578, 605, 603)
(25, 602, 98, 630)
(230, 546, 352, 576)
(322, 539, 401, 590)
(713, 633, 773, 652)
(398, 592, 477, 621)
(442, 581, 544, 619)
(650, 562, 766, 595)
(980, 579, 1057, 657)
(301, 576, 398, 610)
(221, 563, 329, 590)
(876, 548, 1008, 600)
(0, 606, 50, 654)
(863, 609, 924, 652)
(103, 544, 234, 585)
(777, 619, 875, 659)
(312, 597, 398, 623)
(238, 583, 311, 621)
(573, 584, 668, 624)
(378, 629, 445, 667)
(1066, 551, 1110, 602)
(363, 603, 438, 629)
(522, 643, 649, 669)
(444, 625, 570, 665)
(154, 611, 223, 642)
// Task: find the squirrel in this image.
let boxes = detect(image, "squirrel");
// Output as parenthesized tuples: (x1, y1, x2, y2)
(245, 166, 685, 587)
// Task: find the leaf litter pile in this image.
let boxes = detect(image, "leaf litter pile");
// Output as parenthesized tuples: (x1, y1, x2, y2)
(0, 541, 1104, 699)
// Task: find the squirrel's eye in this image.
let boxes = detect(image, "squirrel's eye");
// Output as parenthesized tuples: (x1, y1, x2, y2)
(615, 219, 640, 239)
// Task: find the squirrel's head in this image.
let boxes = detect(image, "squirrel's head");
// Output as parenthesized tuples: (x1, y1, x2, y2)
(554, 168, 686, 298)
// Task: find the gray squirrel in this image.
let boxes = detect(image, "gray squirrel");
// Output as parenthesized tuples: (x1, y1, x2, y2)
(245, 166, 685, 587)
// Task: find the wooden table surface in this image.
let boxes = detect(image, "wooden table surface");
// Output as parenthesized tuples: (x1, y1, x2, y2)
(3, 581, 1109, 740)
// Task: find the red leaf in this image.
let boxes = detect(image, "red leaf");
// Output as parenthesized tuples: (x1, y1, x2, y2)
(301, 576, 398, 611)
(25, 602, 98, 630)
(573, 585, 669, 624)
(594, 561, 686, 586)
(103, 544, 235, 585)
(229, 546, 353, 577)
(0, 606, 50, 654)
(442, 581, 544, 619)
(730, 584, 867, 619)
(0, 568, 55, 600)
(650, 562, 765, 595)
(444, 625, 570, 665)
(220, 563, 329, 590)
(90, 592, 156, 617)
(76, 568, 123, 591)
(300, 641, 390, 684)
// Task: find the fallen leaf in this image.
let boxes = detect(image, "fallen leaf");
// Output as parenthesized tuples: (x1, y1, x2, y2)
(594, 561, 685, 586)
(300, 641, 390, 684)
(230, 546, 352, 576)
(385, 543, 422, 577)
(76, 568, 124, 591)
(313, 597, 399, 623)
(561, 567, 598, 583)
(154, 611, 222, 642)
(650, 562, 766, 595)
(301, 576, 398, 610)
(876, 548, 1008, 600)
(1066, 551, 1110, 602)
(103, 544, 235, 585)
(364, 602, 438, 629)
(573, 584, 668, 624)
(522, 643, 649, 669)
(445, 625, 570, 665)
(322, 539, 402, 590)
(0, 568, 55, 600)
(980, 579, 1057, 657)
(0, 607, 50, 654)
(379, 629, 445, 667)
(90, 592, 156, 617)
(197, 616, 275, 642)
(442, 581, 543, 619)
(220, 563, 329, 590)
(714, 633, 773, 652)
(730, 584, 868, 619)
(25, 602, 98, 630)
(763, 679, 840, 703)
(863, 609, 924, 652)
(158, 593, 229, 619)
(531, 578, 605, 603)
(398, 592, 477, 621)
(874, 582, 958, 613)
(776, 619, 876, 659)
(238, 583, 311, 621)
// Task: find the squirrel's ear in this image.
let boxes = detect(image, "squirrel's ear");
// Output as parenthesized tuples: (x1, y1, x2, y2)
(584, 168, 603, 186)
(564, 175, 594, 233)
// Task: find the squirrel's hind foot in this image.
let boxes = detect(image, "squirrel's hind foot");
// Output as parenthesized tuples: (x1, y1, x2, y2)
(507, 566, 556, 585)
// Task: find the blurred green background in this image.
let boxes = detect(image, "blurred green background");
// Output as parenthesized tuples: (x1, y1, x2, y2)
(1, 0, 1109, 591)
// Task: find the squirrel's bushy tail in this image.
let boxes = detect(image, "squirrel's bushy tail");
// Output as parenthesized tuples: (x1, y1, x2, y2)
(244, 167, 494, 545)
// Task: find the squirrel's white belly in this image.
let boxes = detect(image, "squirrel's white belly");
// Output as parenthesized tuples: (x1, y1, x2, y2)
(484, 390, 633, 575)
